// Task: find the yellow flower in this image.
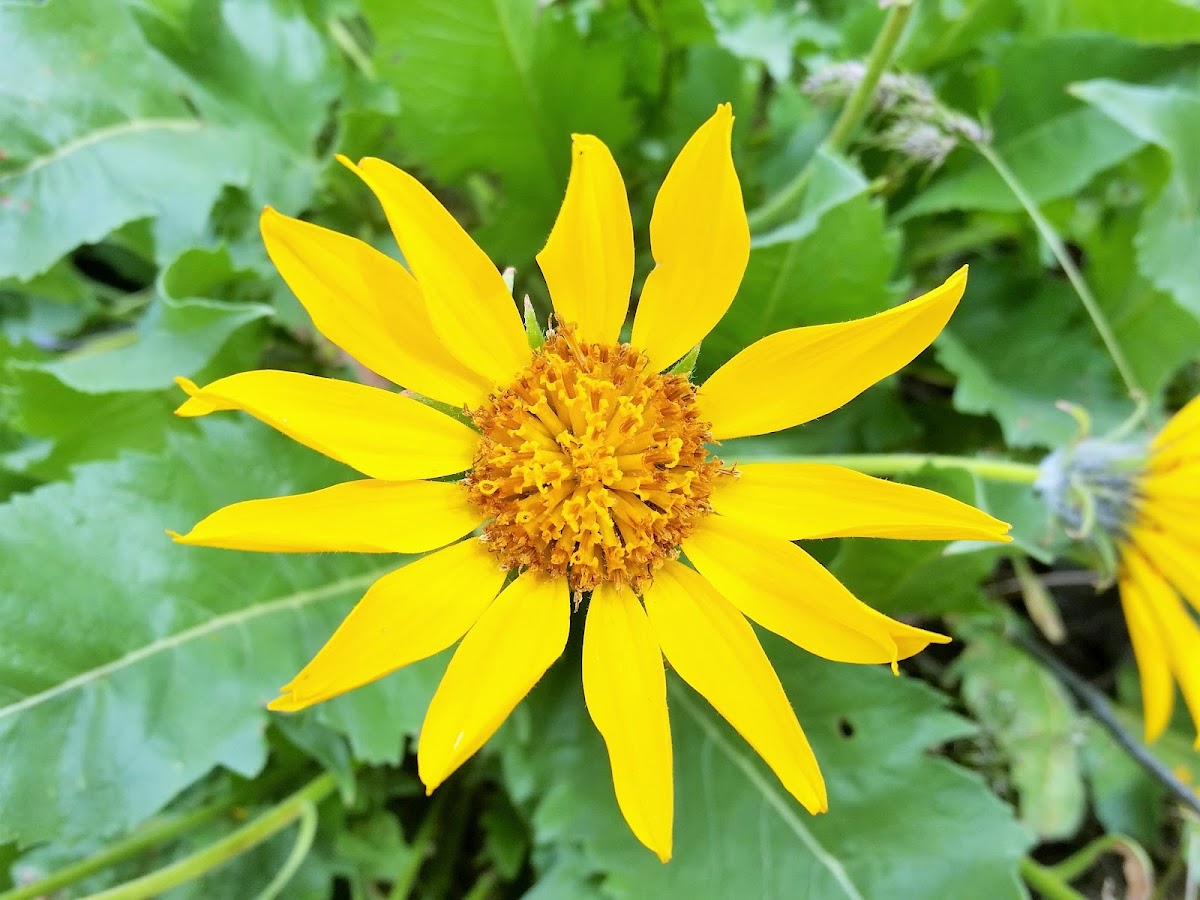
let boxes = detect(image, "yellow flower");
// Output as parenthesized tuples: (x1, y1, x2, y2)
(171, 105, 1010, 861)
(1113, 397, 1200, 748)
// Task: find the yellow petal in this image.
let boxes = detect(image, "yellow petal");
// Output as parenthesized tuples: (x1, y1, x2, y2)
(1141, 466, 1200, 506)
(260, 207, 489, 406)
(1128, 523, 1200, 617)
(1123, 547, 1200, 745)
(344, 156, 530, 388)
(268, 538, 505, 711)
(537, 135, 634, 345)
(170, 479, 481, 554)
(418, 572, 569, 792)
(642, 561, 826, 813)
(1118, 550, 1176, 742)
(174, 371, 478, 480)
(631, 104, 749, 370)
(683, 515, 950, 666)
(1151, 394, 1200, 471)
(699, 266, 967, 440)
(582, 583, 673, 861)
(712, 462, 1012, 542)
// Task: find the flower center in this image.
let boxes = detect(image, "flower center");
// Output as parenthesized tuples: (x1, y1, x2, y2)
(466, 324, 722, 593)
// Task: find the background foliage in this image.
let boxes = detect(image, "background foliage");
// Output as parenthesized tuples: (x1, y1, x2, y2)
(2, 0, 1199, 897)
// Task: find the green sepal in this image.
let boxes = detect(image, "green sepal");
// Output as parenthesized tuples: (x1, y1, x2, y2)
(667, 343, 701, 377)
(524, 297, 545, 351)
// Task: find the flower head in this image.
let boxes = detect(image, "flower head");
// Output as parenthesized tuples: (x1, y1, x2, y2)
(1047, 399, 1200, 747)
(171, 105, 1010, 860)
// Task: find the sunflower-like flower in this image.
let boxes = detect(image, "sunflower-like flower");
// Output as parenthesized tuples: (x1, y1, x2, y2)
(171, 105, 1011, 860)
(1041, 399, 1200, 747)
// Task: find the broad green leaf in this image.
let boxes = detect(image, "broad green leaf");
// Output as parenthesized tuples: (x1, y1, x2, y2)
(361, 0, 637, 265)
(133, 0, 339, 212)
(504, 638, 1031, 899)
(0, 263, 102, 346)
(899, 109, 1144, 218)
(1085, 202, 1200, 400)
(0, 420, 445, 845)
(38, 296, 270, 394)
(988, 33, 1192, 132)
(703, 3, 837, 80)
(0, 0, 260, 279)
(1081, 719, 1164, 848)
(1022, 0, 1200, 44)
(935, 266, 1128, 448)
(700, 182, 898, 379)
(952, 629, 1086, 840)
(1, 363, 187, 482)
(1072, 79, 1200, 320)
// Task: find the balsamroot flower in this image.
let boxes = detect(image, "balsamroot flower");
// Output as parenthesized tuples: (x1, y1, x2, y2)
(1039, 398, 1200, 747)
(171, 105, 1011, 860)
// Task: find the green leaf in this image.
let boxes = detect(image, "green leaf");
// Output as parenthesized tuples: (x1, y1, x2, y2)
(703, 3, 837, 80)
(0, 1, 250, 279)
(1084, 200, 1200, 400)
(133, 0, 339, 212)
(37, 296, 270, 394)
(361, 0, 637, 264)
(505, 638, 1031, 899)
(952, 629, 1086, 841)
(2, 363, 187, 481)
(699, 162, 897, 379)
(1026, 0, 1200, 44)
(1081, 719, 1164, 848)
(935, 265, 1128, 448)
(1072, 79, 1200, 321)
(0, 419, 444, 845)
(899, 109, 1144, 218)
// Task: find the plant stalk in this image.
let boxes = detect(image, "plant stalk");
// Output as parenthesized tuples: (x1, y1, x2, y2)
(974, 140, 1147, 410)
(1015, 633, 1200, 817)
(1019, 858, 1088, 900)
(0, 798, 234, 900)
(751, 453, 1042, 484)
(85, 773, 337, 900)
(747, 0, 914, 232)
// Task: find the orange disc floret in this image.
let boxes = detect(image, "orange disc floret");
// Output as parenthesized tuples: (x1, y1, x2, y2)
(466, 324, 723, 593)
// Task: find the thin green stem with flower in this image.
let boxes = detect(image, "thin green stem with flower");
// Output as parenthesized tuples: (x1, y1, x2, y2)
(973, 140, 1147, 412)
(746, 0, 914, 232)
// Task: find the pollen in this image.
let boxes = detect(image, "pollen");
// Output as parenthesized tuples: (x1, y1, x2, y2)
(466, 324, 724, 593)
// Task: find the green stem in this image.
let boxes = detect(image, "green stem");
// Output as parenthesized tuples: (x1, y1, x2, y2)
(974, 140, 1147, 409)
(754, 453, 1041, 484)
(0, 798, 233, 900)
(461, 870, 499, 900)
(1048, 834, 1152, 886)
(252, 801, 319, 900)
(387, 793, 443, 900)
(746, 0, 914, 232)
(1019, 858, 1088, 900)
(1011, 553, 1066, 644)
(1015, 632, 1200, 817)
(85, 773, 337, 900)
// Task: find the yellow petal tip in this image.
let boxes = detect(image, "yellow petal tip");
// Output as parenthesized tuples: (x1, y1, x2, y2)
(267, 694, 299, 713)
(165, 529, 186, 543)
(334, 153, 361, 177)
(174, 376, 199, 396)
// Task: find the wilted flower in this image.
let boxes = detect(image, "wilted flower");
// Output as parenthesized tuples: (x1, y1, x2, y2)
(171, 105, 1010, 860)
